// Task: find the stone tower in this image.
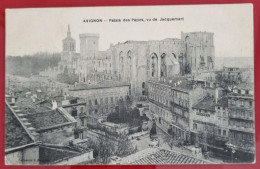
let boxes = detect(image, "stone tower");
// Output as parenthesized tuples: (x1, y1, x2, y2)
(181, 32, 215, 75)
(60, 24, 76, 73)
(63, 24, 76, 53)
(79, 33, 99, 59)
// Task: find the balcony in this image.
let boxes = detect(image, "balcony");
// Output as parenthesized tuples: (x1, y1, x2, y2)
(229, 114, 254, 121)
(228, 105, 253, 111)
(148, 98, 171, 111)
(172, 112, 189, 122)
(229, 125, 255, 133)
(170, 101, 189, 111)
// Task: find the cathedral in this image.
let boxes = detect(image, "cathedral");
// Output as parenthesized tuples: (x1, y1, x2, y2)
(59, 25, 215, 98)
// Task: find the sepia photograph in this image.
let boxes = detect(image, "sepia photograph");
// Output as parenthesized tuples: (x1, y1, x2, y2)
(5, 4, 254, 165)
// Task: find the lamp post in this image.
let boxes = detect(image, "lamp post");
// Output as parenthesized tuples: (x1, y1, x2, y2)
(231, 148, 236, 163)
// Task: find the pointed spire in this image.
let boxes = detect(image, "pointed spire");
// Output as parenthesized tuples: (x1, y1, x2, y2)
(67, 24, 71, 38)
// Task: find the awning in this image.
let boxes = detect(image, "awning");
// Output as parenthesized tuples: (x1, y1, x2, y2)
(199, 142, 224, 151)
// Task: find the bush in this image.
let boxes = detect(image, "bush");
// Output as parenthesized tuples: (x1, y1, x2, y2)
(56, 72, 78, 85)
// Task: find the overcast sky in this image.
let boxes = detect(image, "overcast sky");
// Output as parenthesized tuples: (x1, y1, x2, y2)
(6, 4, 253, 58)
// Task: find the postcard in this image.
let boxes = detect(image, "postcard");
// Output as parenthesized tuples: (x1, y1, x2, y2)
(5, 4, 254, 165)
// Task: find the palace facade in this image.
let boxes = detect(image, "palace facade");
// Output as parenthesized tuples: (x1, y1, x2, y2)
(59, 25, 215, 98)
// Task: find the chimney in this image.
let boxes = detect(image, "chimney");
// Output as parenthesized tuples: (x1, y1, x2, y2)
(52, 100, 58, 110)
(215, 88, 223, 104)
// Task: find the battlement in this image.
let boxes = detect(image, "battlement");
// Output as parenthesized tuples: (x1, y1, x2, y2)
(79, 33, 100, 38)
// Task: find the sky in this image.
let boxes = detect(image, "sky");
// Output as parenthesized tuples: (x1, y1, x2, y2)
(6, 4, 254, 58)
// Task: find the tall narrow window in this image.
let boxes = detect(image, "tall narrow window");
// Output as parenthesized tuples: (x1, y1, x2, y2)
(151, 54, 158, 77)
(161, 53, 167, 77)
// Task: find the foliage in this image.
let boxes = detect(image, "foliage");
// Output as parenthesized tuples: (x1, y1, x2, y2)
(6, 52, 61, 77)
(56, 67, 78, 84)
(86, 134, 136, 164)
(115, 135, 137, 157)
(107, 100, 148, 129)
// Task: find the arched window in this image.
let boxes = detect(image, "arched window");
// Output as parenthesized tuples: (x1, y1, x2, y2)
(127, 51, 133, 83)
(151, 53, 158, 77)
(161, 53, 167, 77)
(142, 82, 145, 88)
(119, 51, 124, 80)
(193, 123, 197, 130)
(200, 56, 205, 67)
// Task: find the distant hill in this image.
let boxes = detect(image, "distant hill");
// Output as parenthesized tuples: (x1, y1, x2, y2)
(215, 57, 254, 70)
(6, 52, 61, 77)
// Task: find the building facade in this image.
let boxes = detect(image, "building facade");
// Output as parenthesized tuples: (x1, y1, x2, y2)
(59, 25, 215, 98)
(226, 83, 255, 162)
(148, 76, 209, 142)
(68, 81, 130, 126)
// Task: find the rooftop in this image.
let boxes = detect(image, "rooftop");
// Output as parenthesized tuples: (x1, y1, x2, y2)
(24, 109, 72, 130)
(69, 80, 130, 91)
(38, 143, 92, 164)
(215, 97, 228, 108)
(79, 33, 99, 38)
(193, 95, 216, 112)
(234, 82, 254, 91)
(149, 76, 196, 92)
(118, 148, 209, 164)
(15, 96, 52, 113)
(123, 40, 147, 44)
(63, 36, 75, 42)
(5, 102, 34, 149)
(161, 38, 181, 41)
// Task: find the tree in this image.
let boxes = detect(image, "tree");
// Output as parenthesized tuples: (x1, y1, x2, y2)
(115, 134, 136, 156)
(87, 134, 136, 164)
(107, 113, 120, 123)
(98, 136, 115, 164)
(64, 66, 68, 74)
(118, 99, 128, 123)
(88, 135, 115, 164)
(6, 53, 61, 77)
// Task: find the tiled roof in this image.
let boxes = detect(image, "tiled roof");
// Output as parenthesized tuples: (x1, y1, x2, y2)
(234, 82, 254, 90)
(25, 109, 69, 130)
(131, 149, 207, 164)
(215, 97, 228, 107)
(192, 95, 216, 112)
(39, 144, 81, 164)
(149, 76, 196, 91)
(5, 102, 34, 149)
(69, 80, 130, 91)
(15, 96, 51, 113)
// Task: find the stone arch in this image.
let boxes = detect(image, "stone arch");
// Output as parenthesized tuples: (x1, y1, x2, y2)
(119, 51, 124, 80)
(185, 35, 190, 41)
(127, 50, 133, 83)
(160, 53, 167, 77)
(150, 53, 158, 78)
